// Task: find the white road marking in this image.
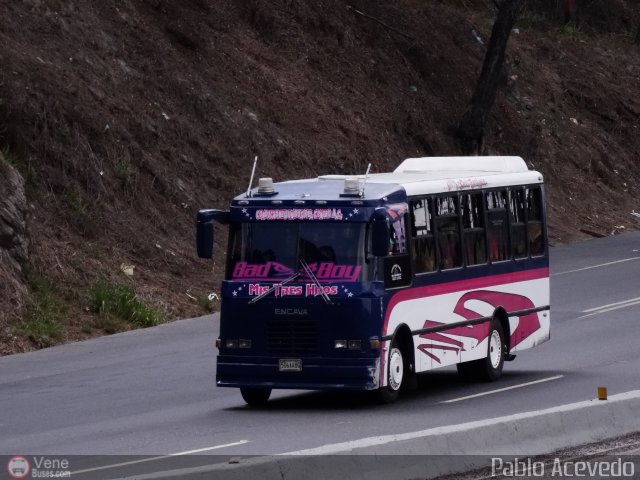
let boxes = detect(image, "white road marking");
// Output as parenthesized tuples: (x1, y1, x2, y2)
(552, 257, 640, 276)
(70, 440, 249, 475)
(578, 298, 640, 319)
(582, 296, 640, 313)
(440, 375, 564, 404)
(280, 390, 640, 456)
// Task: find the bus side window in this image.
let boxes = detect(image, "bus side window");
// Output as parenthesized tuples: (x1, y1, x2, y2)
(509, 188, 527, 259)
(410, 198, 436, 273)
(436, 196, 461, 270)
(462, 193, 487, 266)
(486, 190, 509, 262)
(527, 186, 545, 255)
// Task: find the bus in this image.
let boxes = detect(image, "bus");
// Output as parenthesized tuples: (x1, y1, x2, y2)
(196, 156, 550, 405)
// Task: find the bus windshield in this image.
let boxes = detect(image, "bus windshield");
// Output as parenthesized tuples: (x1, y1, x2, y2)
(228, 222, 370, 282)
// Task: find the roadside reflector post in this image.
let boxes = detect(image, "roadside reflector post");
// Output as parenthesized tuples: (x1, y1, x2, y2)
(597, 386, 607, 400)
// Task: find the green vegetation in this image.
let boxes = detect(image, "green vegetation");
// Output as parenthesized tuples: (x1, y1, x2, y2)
(196, 293, 216, 313)
(89, 280, 164, 329)
(95, 315, 128, 335)
(558, 23, 587, 41)
(114, 160, 137, 191)
(21, 272, 67, 348)
(518, 10, 549, 29)
(61, 186, 90, 219)
(1, 144, 18, 165)
(59, 185, 96, 236)
(1, 144, 36, 182)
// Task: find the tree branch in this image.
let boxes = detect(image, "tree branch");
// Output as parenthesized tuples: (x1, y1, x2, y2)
(346, 5, 415, 41)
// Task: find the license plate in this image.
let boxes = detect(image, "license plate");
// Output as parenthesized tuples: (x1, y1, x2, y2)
(279, 359, 302, 372)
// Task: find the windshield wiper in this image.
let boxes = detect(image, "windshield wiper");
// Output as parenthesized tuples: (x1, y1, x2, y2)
(248, 270, 301, 304)
(300, 259, 333, 305)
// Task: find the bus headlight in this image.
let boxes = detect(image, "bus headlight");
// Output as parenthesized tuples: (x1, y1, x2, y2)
(239, 339, 252, 349)
(225, 339, 238, 349)
(348, 340, 362, 350)
(334, 339, 348, 349)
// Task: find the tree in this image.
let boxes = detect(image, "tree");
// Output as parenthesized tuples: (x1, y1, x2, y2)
(456, 0, 525, 155)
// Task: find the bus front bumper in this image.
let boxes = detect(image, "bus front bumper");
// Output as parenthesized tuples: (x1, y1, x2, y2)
(216, 355, 380, 391)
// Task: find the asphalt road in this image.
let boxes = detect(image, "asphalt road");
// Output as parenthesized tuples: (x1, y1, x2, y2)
(2, 232, 640, 459)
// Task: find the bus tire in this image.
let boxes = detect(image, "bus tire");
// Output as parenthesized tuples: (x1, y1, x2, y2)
(377, 340, 404, 403)
(457, 319, 505, 382)
(240, 387, 271, 406)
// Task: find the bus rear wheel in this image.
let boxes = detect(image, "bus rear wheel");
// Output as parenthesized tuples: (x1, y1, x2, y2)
(240, 387, 272, 406)
(377, 342, 404, 403)
(457, 319, 505, 382)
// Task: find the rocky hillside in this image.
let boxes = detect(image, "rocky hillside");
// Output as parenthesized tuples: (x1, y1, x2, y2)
(0, 152, 29, 326)
(1, 0, 639, 353)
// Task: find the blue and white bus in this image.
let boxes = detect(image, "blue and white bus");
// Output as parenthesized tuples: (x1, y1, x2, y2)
(197, 156, 550, 405)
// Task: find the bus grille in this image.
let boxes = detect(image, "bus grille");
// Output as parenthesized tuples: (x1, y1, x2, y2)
(267, 320, 319, 356)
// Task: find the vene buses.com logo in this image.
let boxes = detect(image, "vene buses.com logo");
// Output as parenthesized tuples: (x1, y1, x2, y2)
(7, 456, 30, 479)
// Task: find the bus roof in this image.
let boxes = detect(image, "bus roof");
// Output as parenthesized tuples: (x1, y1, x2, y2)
(394, 156, 529, 173)
(237, 156, 543, 203)
(317, 156, 542, 197)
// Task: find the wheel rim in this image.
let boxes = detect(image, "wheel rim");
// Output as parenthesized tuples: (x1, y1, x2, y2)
(388, 347, 404, 391)
(489, 329, 502, 369)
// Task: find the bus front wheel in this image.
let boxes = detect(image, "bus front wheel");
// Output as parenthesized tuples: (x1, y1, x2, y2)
(377, 342, 404, 403)
(457, 319, 505, 382)
(240, 387, 272, 406)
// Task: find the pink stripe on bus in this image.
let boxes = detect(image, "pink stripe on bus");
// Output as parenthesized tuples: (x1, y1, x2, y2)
(379, 267, 549, 386)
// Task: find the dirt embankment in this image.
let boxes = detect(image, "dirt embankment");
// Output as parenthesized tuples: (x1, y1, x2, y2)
(0, 0, 639, 353)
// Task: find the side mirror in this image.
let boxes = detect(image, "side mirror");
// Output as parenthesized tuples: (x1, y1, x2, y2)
(196, 209, 229, 259)
(196, 220, 214, 259)
(371, 209, 390, 257)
